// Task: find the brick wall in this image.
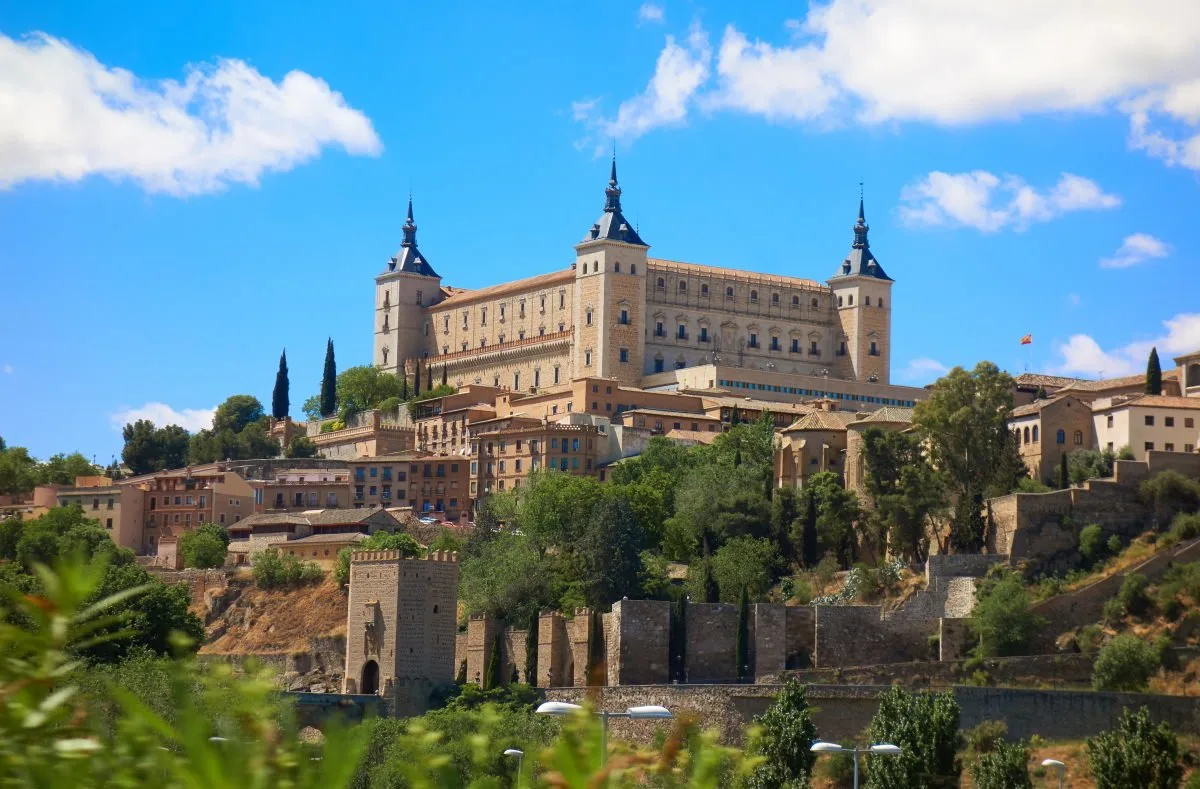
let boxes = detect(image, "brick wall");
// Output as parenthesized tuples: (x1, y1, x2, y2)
(685, 603, 738, 682)
(926, 554, 1006, 582)
(608, 599, 671, 685)
(785, 606, 816, 668)
(814, 605, 935, 667)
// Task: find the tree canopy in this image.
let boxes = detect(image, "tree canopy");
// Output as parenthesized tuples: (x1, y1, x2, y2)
(120, 421, 190, 475)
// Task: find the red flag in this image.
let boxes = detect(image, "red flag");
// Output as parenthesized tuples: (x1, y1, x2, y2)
(1020, 334, 1033, 345)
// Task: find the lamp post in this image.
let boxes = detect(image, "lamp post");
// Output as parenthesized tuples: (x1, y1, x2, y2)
(536, 702, 672, 765)
(1041, 758, 1066, 789)
(810, 741, 901, 789)
(503, 748, 524, 789)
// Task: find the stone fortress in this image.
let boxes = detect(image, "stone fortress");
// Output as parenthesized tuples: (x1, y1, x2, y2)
(373, 160, 895, 396)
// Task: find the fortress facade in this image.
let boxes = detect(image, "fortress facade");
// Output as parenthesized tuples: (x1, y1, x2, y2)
(373, 161, 894, 395)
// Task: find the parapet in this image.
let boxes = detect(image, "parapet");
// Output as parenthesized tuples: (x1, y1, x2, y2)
(426, 550, 460, 563)
(350, 549, 460, 564)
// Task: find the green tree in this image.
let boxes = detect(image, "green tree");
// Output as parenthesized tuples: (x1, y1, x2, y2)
(573, 493, 645, 608)
(524, 611, 539, 684)
(441, 365, 448, 387)
(1087, 706, 1182, 789)
(735, 585, 749, 681)
(913, 362, 1019, 550)
(970, 571, 1045, 657)
(970, 740, 1032, 789)
(670, 595, 688, 682)
(212, 395, 265, 434)
(188, 396, 280, 464)
(285, 435, 319, 458)
(862, 428, 947, 563)
(459, 532, 554, 624)
(710, 535, 779, 602)
(799, 489, 819, 567)
(1146, 347, 1163, 396)
(514, 470, 604, 554)
(1079, 523, 1108, 567)
(120, 420, 190, 475)
(399, 363, 409, 400)
(744, 679, 818, 789)
(272, 349, 289, 420)
(808, 471, 861, 567)
(1140, 470, 1200, 529)
(1059, 452, 1069, 489)
(864, 688, 961, 789)
(334, 365, 404, 416)
(178, 523, 230, 569)
(585, 610, 604, 685)
(1069, 449, 1116, 485)
(483, 631, 502, 690)
(36, 452, 102, 486)
(321, 338, 337, 417)
(413, 359, 422, 397)
(252, 549, 324, 589)
(0, 444, 39, 495)
(1092, 635, 1161, 691)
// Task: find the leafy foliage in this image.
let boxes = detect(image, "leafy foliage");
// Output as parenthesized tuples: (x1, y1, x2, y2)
(969, 571, 1045, 658)
(334, 531, 422, 585)
(742, 679, 817, 789)
(251, 549, 324, 589)
(711, 536, 780, 602)
(272, 349, 290, 420)
(406, 384, 457, 415)
(1092, 635, 1162, 691)
(862, 428, 947, 563)
(120, 420, 190, 475)
(1079, 523, 1108, 568)
(864, 687, 961, 789)
(285, 435, 320, 458)
(188, 395, 280, 464)
(970, 739, 1032, 789)
(1140, 471, 1200, 529)
(178, 522, 230, 569)
(1087, 706, 1182, 789)
(1069, 449, 1115, 485)
(321, 337, 338, 417)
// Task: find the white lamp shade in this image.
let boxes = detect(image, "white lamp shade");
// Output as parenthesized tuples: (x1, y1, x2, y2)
(810, 741, 844, 752)
(869, 744, 902, 755)
(627, 705, 672, 719)
(1041, 759, 1066, 769)
(536, 701, 584, 716)
(503, 748, 524, 756)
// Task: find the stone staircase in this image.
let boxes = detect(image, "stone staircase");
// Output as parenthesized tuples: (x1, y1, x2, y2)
(884, 554, 1009, 621)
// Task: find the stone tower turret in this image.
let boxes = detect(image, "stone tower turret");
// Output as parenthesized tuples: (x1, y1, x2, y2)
(571, 156, 649, 385)
(829, 195, 893, 384)
(375, 197, 441, 376)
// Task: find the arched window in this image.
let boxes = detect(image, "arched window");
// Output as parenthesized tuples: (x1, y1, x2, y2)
(848, 295, 854, 306)
(592, 261, 599, 273)
(701, 283, 709, 296)
(614, 262, 620, 272)
(1188, 363, 1200, 387)
(1074, 430, 1084, 445)
(726, 286, 734, 299)
(657, 277, 666, 289)
(838, 296, 844, 307)
(1023, 426, 1030, 443)
(865, 296, 871, 306)
(1056, 429, 1066, 445)
(772, 293, 779, 304)
(1032, 425, 1040, 443)
(750, 290, 758, 302)
(678, 280, 687, 292)
(792, 295, 800, 306)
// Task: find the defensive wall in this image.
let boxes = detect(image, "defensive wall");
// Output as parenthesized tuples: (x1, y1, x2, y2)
(986, 452, 1200, 574)
(548, 684, 1200, 744)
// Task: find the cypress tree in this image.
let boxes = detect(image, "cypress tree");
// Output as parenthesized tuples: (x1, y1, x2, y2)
(735, 585, 750, 682)
(1060, 453, 1070, 489)
(413, 361, 422, 397)
(1146, 347, 1163, 395)
(427, 363, 434, 391)
(271, 349, 290, 420)
(525, 612, 539, 685)
(442, 365, 448, 387)
(698, 557, 719, 603)
(483, 630, 502, 690)
(320, 339, 337, 417)
(399, 363, 409, 400)
(802, 489, 819, 568)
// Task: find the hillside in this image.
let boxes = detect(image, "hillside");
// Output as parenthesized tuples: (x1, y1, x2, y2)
(199, 574, 348, 656)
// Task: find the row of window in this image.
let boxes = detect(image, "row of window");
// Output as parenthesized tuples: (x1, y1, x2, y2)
(481, 436, 588, 454)
(149, 494, 208, 509)
(62, 497, 116, 510)
(1017, 426, 1084, 446)
(653, 278, 827, 306)
(1140, 414, 1195, 428)
(354, 463, 459, 481)
(716, 379, 917, 407)
(1141, 442, 1195, 453)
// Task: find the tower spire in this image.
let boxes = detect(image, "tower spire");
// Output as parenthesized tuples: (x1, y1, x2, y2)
(387, 192, 438, 277)
(852, 187, 869, 250)
(604, 150, 622, 213)
(402, 195, 417, 247)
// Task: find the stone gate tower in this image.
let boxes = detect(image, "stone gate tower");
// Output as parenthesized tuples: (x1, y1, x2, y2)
(343, 549, 459, 715)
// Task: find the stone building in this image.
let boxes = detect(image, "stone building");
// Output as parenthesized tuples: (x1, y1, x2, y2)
(774, 408, 863, 489)
(227, 508, 401, 567)
(1092, 395, 1200, 458)
(56, 477, 145, 552)
(1007, 395, 1095, 485)
(1175, 348, 1200, 398)
(343, 549, 459, 715)
(121, 467, 255, 554)
(249, 467, 352, 513)
(373, 162, 905, 400)
(345, 454, 471, 520)
(843, 407, 915, 503)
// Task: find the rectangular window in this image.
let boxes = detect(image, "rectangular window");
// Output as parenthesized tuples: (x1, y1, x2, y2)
(515, 459, 522, 472)
(619, 309, 629, 325)
(553, 367, 560, 384)
(1145, 442, 1154, 452)
(370, 467, 378, 477)
(791, 339, 799, 353)
(749, 333, 758, 348)
(106, 518, 112, 529)
(585, 350, 592, 366)
(699, 327, 709, 343)
(1165, 416, 1175, 427)
(677, 324, 687, 340)
(1165, 443, 1176, 452)
(107, 497, 114, 509)
(1185, 418, 1195, 428)
(369, 486, 377, 495)
(1186, 444, 1195, 453)
(174, 496, 181, 505)
(770, 336, 780, 351)
(1107, 415, 1114, 428)
(415, 290, 423, 305)
(655, 321, 664, 337)
(295, 492, 303, 506)
(619, 347, 629, 363)
(654, 358, 665, 373)
(1145, 415, 1155, 426)
(572, 438, 580, 451)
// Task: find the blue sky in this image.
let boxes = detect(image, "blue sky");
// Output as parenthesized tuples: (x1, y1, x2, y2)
(2, 0, 1199, 463)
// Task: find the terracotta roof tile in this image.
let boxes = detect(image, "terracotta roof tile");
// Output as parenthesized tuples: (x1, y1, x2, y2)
(432, 269, 575, 309)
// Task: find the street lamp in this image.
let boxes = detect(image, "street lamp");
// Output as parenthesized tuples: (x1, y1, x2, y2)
(536, 702, 672, 765)
(1041, 758, 1066, 789)
(503, 748, 524, 789)
(810, 741, 901, 789)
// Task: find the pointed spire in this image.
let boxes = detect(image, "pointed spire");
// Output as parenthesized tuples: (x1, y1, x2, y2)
(852, 187, 869, 250)
(604, 150, 622, 213)
(388, 192, 439, 277)
(402, 194, 417, 247)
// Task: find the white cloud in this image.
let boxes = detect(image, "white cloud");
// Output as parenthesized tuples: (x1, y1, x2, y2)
(1099, 233, 1171, 269)
(899, 171, 1120, 232)
(1049, 313, 1200, 377)
(638, 3, 665, 25)
(111, 402, 215, 432)
(580, 2, 1200, 170)
(0, 33, 381, 196)
(901, 357, 949, 383)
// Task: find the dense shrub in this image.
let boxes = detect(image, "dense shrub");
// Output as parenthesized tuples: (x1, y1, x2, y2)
(251, 549, 324, 589)
(1076, 624, 1104, 653)
(1102, 597, 1126, 626)
(1139, 471, 1200, 528)
(864, 688, 961, 789)
(1117, 573, 1152, 617)
(1068, 449, 1115, 485)
(970, 572, 1045, 657)
(1092, 635, 1161, 691)
(1168, 512, 1200, 542)
(178, 523, 230, 569)
(1087, 706, 1183, 789)
(743, 679, 818, 789)
(964, 720, 1008, 756)
(1079, 524, 1107, 567)
(971, 739, 1032, 789)
(334, 532, 422, 585)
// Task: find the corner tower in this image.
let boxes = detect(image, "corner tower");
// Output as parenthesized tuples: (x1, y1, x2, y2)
(374, 197, 441, 376)
(829, 196, 893, 384)
(570, 156, 649, 385)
